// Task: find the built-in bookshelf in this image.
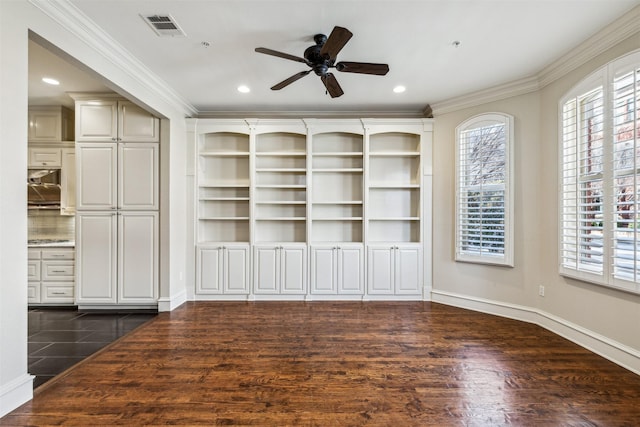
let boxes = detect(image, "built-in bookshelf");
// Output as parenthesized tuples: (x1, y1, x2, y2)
(197, 132, 250, 243)
(311, 132, 364, 243)
(368, 132, 421, 243)
(191, 119, 431, 300)
(254, 132, 307, 243)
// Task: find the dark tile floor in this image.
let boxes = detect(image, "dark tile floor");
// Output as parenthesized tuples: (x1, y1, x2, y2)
(28, 308, 157, 388)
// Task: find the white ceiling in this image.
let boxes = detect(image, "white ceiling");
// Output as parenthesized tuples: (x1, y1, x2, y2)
(29, 0, 640, 116)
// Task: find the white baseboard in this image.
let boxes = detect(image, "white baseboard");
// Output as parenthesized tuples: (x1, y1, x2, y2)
(431, 290, 640, 376)
(158, 289, 187, 312)
(0, 373, 34, 418)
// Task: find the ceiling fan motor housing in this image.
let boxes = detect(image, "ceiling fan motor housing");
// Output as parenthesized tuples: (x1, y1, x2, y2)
(304, 35, 334, 76)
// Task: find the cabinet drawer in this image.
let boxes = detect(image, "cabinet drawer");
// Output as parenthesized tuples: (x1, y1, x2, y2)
(28, 283, 40, 303)
(42, 249, 75, 260)
(42, 284, 74, 303)
(28, 261, 41, 281)
(28, 148, 62, 167)
(42, 261, 74, 280)
(28, 249, 42, 260)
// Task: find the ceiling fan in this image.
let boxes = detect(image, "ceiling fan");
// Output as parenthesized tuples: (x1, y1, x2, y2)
(255, 26, 390, 98)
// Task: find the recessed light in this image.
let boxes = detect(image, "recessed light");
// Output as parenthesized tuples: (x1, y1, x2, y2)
(237, 85, 250, 93)
(452, 40, 461, 48)
(393, 85, 406, 94)
(42, 77, 60, 85)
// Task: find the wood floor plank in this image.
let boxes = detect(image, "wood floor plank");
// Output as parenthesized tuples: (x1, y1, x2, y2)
(3, 301, 640, 426)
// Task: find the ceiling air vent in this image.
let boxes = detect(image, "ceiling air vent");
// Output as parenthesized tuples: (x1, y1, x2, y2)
(141, 14, 186, 37)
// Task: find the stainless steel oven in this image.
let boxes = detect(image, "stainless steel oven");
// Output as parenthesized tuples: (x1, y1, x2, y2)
(27, 169, 61, 209)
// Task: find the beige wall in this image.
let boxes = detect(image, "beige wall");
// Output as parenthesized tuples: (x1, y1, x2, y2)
(433, 33, 640, 353)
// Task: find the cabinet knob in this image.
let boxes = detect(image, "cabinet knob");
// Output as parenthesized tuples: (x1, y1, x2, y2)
(111, 137, 117, 141)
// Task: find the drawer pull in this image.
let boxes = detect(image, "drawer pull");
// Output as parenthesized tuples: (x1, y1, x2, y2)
(51, 292, 67, 295)
(51, 270, 67, 273)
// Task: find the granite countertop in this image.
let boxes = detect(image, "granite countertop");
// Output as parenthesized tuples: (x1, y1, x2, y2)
(28, 239, 75, 248)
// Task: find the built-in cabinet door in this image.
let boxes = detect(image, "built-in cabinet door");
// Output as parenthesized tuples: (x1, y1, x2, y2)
(281, 246, 306, 294)
(395, 246, 421, 294)
(60, 148, 76, 215)
(254, 246, 279, 294)
(118, 143, 159, 210)
(224, 246, 250, 294)
(118, 101, 160, 142)
(76, 143, 117, 210)
(75, 100, 118, 142)
(367, 245, 421, 296)
(197, 247, 223, 294)
(196, 245, 250, 295)
(310, 246, 337, 294)
(76, 212, 117, 304)
(337, 246, 364, 294)
(118, 212, 158, 303)
(367, 246, 394, 295)
(28, 109, 64, 142)
(254, 245, 306, 295)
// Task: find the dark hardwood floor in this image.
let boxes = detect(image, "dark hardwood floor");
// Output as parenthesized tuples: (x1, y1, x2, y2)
(3, 301, 640, 426)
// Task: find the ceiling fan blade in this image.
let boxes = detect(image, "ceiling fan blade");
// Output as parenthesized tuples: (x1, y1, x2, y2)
(319, 26, 353, 60)
(336, 61, 389, 75)
(255, 47, 308, 64)
(321, 73, 344, 98)
(271, 70, 312, 90)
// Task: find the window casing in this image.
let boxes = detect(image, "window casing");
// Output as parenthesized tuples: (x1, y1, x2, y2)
(456, 113, 514, 266)
(560, 50, 640, 293)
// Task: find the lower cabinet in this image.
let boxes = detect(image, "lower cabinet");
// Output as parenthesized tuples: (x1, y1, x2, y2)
(76, 211, 158, 305)
(310, 245, 364, 296)
(28, 248, 75, 305)
(254, 244, 307, 296)
(367, 244, 422, 296)
(196, 244, 250, 295)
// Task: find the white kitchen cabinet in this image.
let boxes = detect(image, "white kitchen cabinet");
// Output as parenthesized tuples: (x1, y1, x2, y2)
(118, 212, 159, 303)
(367, 245, 422, 296)
(310, 245, 363, 296)
(76, 211, 158, 305)
(75, 99, 159, 142)
(76, 142, 158, 210)
(254, 245, 306, 296)
(28, 248, 75, 305)
(28, 106, 74, 143)
(118, 143, 159, 210)
(76, 212, 117, 304)
(60, 148, 76, 215)
(196, 245, 250, 295)
(28, 147, 61, 168)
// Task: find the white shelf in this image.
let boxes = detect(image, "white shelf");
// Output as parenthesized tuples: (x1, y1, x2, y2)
(256, 217, 306, 221)
(256, 201, 306, 205)
(313, 201, 362, 205)
(199, 151, 250, 156)
(313, 168, 363, 173)
(200, 216, 250, 220)
(256, 168, 306, 172)
(369, 217, 420, 221)
(255, 151, 306, 156)
(312, 217, 363, 221)
(369, 184, 419, 189)
(312, 152, 363, 157)
(256, 185, 306, 189)
(199, 183, 251, 188)
(200, 197, 250, 201)
(369, 151, 420, 157)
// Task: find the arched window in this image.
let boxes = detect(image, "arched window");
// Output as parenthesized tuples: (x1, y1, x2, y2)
(560, 50, 640, 293)
(455, 113, 514, 266)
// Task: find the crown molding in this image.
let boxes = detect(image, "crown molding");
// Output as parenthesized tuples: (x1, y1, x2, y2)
(28, 0, 197, 117)
(431, 76, 539, 116)
(538, 5, 640, 88)
(195, 109, 429, 119)
(432, 5, 640, 116)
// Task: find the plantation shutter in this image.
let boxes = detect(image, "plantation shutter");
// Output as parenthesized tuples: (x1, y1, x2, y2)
(611, 67, 640, 284)
(456, 114, 513, 266)
(561, 87, 604, 277)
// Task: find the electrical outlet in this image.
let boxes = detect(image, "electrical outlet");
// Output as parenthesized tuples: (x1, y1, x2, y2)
(539, 285, 545, 297)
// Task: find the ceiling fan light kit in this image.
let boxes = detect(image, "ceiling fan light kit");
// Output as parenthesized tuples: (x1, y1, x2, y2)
(255, 26, 389, 98)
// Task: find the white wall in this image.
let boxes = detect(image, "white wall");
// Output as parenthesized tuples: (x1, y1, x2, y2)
(0, 0, 189, 416)
(432, 32, 640, 371)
